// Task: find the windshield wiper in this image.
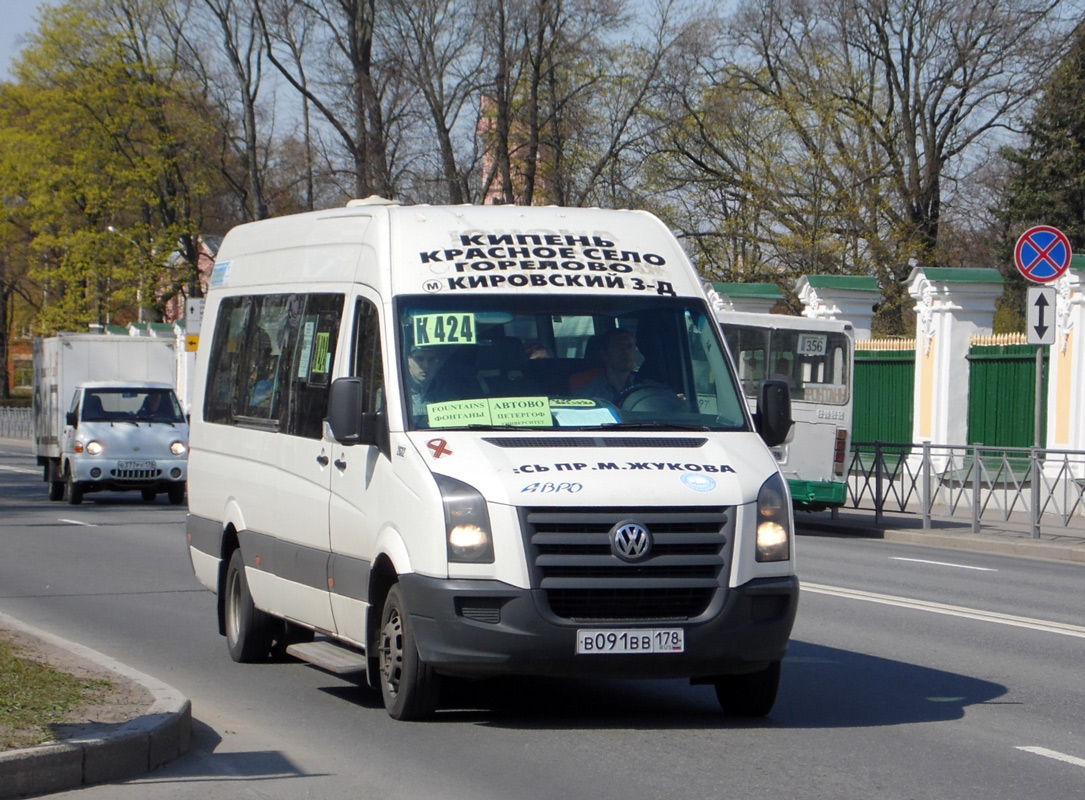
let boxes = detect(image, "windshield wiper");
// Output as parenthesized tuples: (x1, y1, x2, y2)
(601, 421, 712, 432)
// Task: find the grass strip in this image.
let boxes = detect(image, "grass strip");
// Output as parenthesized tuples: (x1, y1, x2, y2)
(0, 632, 112, 750)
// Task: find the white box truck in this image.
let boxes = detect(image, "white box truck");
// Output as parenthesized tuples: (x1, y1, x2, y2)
(186, 200, 797, 720)
(33, 333, 189, 504)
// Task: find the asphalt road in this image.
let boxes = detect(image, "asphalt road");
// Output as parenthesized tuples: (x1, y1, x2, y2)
(2, 440, 1084, 799)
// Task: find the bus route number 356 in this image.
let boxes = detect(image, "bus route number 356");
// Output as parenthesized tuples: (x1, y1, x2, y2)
(576, 628, 685, 654)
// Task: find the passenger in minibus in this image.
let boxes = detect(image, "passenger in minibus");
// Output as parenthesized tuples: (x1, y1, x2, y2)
(407, 346, 445, 411)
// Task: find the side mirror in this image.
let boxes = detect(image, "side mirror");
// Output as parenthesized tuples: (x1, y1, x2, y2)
(326, 377, 387, 452)
(66, 411, 77, 427)
(755, 379, 793, 448)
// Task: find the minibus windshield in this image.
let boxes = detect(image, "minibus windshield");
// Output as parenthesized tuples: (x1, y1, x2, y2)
(397, 295, 750, 432)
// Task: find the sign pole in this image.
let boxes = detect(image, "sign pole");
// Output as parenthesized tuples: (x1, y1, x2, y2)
(1016, 226, 1072, 540)
(1034, 346, 1043, 449)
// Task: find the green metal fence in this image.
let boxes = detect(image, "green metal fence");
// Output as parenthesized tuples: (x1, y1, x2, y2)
(967, 341, 1048, 448)
(853, 342, 915, 447)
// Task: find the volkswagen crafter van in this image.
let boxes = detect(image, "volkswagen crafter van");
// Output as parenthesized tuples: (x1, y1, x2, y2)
(186, 200, 797, 720)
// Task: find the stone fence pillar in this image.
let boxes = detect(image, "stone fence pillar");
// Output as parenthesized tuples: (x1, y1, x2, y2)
(907, 268, 1004, 450)
(794, 275, 880, 340)
(709, 282, 784, 314)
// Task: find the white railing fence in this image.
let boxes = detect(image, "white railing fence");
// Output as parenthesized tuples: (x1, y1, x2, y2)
(0, 407, 32, 440)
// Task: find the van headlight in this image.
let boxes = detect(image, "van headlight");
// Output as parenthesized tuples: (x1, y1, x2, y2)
(435, 474, 494, 563)
(170, 441, 188, 456)
(756, 473, 791, 562)
(85, 440, 103, 455)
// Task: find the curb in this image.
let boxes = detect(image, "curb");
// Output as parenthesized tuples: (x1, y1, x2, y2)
(797, 517, 1085, 565)
(0, 612, 191, 799)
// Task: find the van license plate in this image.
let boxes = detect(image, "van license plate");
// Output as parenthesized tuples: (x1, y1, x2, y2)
(118, 460, 156, 471)
(576, 629, 684, 654)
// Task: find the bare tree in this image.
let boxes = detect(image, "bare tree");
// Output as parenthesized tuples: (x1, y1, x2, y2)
(382, 0, 486, 203)
(182, 0, 271, 221)
(743, 0, 1070, 248)
(474, 0, 691, 207)
(648, 0, 1074, 330)
(254, 0, 396, 199)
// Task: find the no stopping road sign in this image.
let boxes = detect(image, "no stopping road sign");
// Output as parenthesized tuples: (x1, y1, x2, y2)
(1015, 225, 1073, 283)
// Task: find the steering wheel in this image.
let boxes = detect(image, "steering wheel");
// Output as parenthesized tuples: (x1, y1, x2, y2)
(615, 382, 688, 413)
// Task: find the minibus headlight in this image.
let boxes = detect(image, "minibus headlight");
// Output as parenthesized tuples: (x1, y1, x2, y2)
(170, 440, 188, 456)
(756, 472, 791, 562)
(435, 474, 494, 564)
(85, 440, 103, 455)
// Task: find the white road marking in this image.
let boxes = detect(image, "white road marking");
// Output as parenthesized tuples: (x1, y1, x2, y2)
(890, 556, 997, 572)
(57, 518, 97, 527)
(1015, 746, 1085, 769)
(0, 464, 38, 475)
(804, 582, 1085, 639)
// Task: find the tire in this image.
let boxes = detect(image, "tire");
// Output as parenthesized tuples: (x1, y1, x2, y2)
(714, 660, 781, 718)
(224, 549, 274, 663)
(378, 584, 440, 720)
(141, 489, 157, 502)
(48, 480, 64, 501)
(167, 484, 186, 505)
(65, 468, 83, 505)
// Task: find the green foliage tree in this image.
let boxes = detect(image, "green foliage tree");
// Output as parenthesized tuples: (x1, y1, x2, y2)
(4, 0, 231, 333)
(998, 21, 1085, 330)
(1001, 22, 1085, 247)
(998, 20, 1085, 290)
(0, 93, 38, 398)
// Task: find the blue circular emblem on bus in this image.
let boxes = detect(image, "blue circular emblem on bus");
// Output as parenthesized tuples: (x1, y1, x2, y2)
(681, 473, 716, 493)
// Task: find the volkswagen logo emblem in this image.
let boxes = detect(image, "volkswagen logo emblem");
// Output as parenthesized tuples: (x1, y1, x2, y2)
(610, 521, 652, 562)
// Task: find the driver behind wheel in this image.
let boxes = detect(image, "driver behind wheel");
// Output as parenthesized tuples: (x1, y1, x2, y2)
(573, 327, 642, 404)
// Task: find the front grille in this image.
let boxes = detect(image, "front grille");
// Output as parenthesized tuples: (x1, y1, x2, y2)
(522, 506, 732, 622)
(110, 468, 162, 480)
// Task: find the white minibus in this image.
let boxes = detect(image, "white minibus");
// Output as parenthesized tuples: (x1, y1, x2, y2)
(186, 200, 798, 719)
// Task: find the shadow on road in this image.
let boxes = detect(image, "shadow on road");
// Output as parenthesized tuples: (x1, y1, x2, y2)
(307, 638, 1005, 730)
(316, 638, 1006, 729)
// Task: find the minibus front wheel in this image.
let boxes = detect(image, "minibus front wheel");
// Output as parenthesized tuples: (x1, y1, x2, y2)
(224, 549, 274, 663)
(378, 584, 441, 720)
(713, 660, 781, 717)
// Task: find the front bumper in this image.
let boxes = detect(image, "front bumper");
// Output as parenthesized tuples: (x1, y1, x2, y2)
(399, 572, 799, 680)
(69, 456, 188, 491)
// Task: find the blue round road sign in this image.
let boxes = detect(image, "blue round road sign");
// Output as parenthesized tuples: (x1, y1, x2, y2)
(1015, 225, 1073, 283)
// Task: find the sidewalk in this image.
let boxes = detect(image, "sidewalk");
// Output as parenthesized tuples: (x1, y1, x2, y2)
(797, 506, 1085, 564)
(0, 613, 191, 799)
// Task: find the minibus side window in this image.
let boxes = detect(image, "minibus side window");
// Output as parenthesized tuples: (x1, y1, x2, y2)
(350, 297, 384, 412)
(287, 294, 344, 439)
(205, 297, 252, 425)
(236, 295, 299, 424)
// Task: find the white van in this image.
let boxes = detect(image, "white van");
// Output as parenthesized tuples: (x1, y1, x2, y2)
(186, 200, 797, 720)
(55, 381, 188, 505)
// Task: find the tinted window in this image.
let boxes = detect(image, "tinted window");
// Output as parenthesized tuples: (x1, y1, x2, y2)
(205, 297, 252, 424)
(204, 293, 344, 437)
(350, 297, 385, 413)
